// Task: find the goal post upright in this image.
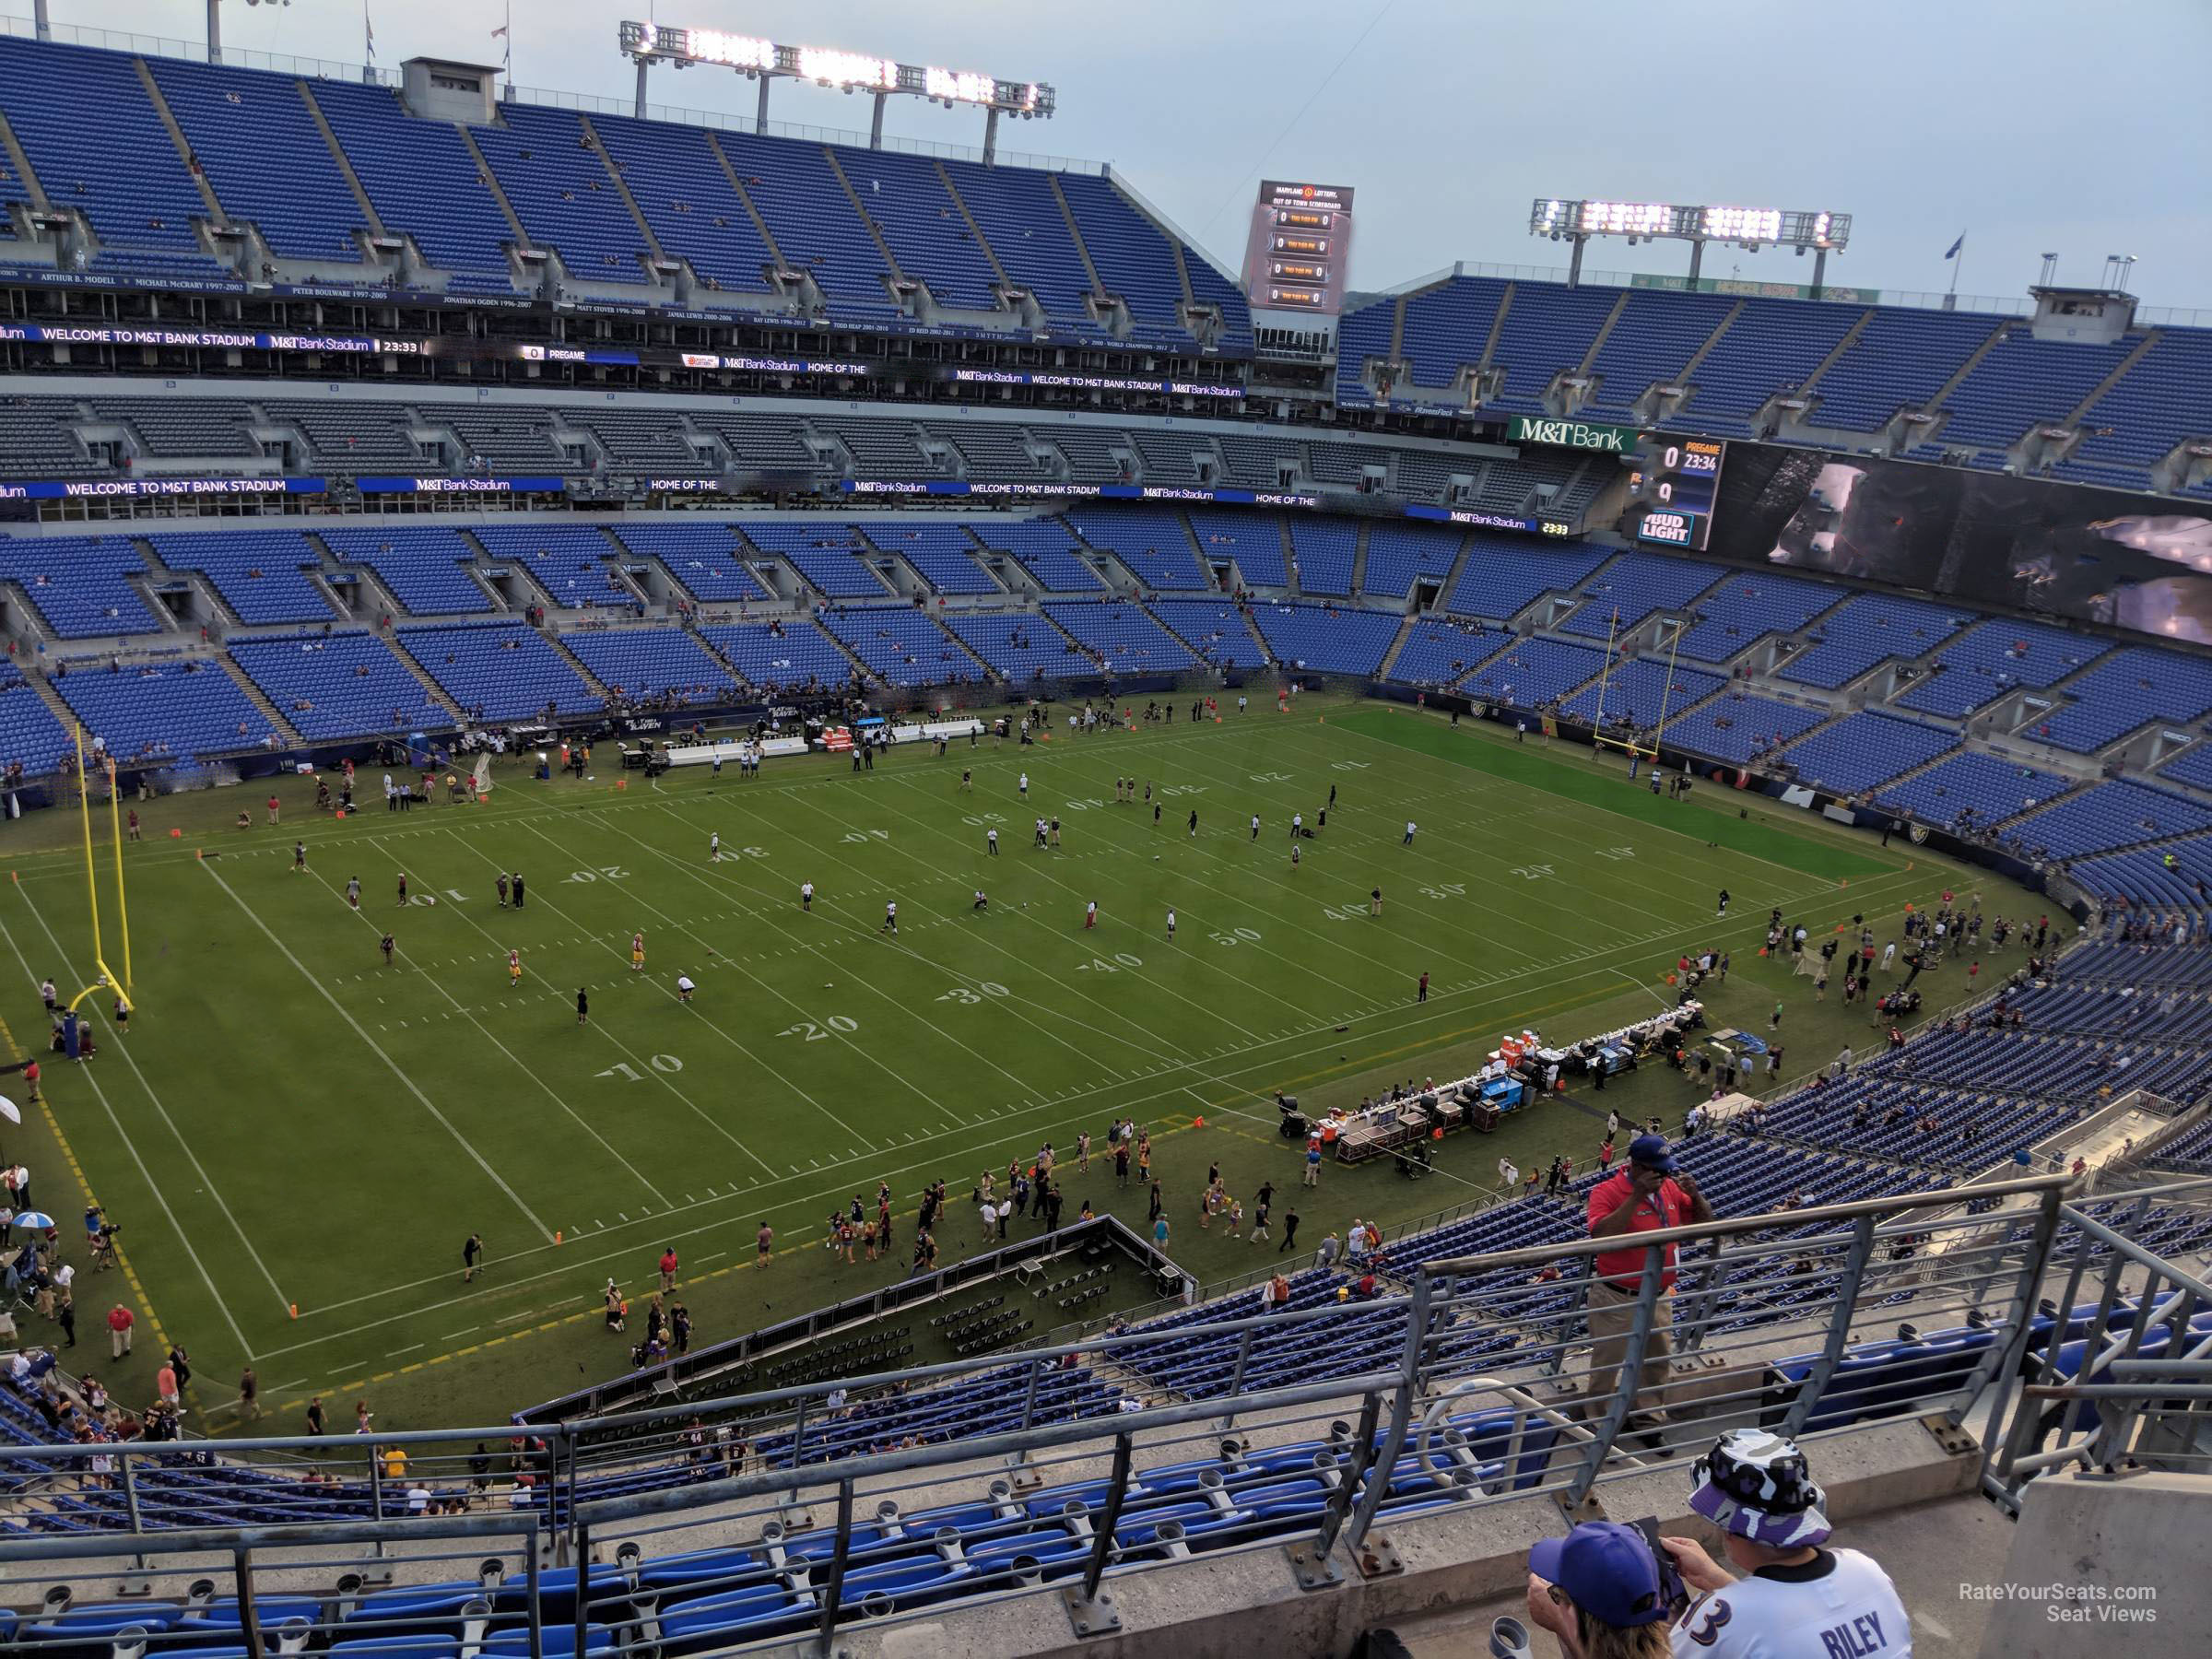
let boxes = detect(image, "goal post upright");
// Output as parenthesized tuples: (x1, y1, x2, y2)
(66, 724, 132, 1013)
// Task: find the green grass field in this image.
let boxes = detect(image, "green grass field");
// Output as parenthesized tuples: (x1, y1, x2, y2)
(0, 699, 2018, 1432)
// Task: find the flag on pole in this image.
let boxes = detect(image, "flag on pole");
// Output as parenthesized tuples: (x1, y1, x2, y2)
(1944, 233, 1965, 260)
(364, 5, 375, 60)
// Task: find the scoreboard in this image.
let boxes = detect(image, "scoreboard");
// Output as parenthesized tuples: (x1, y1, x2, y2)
(1630, 437, 1727, 550)
(1241, 180, 1356, 317)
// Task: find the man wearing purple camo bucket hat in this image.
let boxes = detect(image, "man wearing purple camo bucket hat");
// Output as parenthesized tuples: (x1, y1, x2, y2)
(1659, 1430, 1915, 1656)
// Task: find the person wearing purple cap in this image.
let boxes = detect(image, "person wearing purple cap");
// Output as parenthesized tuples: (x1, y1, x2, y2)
(1521, 1519, 1676, 1659)
(1659, 1429, 1912, 1656)
(1583, 1133, 1713, 1430)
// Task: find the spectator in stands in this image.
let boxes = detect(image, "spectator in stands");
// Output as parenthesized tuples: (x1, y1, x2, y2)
(1583, 1135, 1713, 1431)
(1657, 1430, 1911, 1657)
(1522, 1519, 1677, 1659)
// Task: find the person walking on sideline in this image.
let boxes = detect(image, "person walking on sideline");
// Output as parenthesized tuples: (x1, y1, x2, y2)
(462, 1233, 483, 1283)
(1418, 971, 1430, 1003)
(576, 988, 589, 1026)
(107, 1303, 134, 1359)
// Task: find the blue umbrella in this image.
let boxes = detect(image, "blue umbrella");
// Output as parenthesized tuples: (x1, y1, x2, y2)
(13, 1211, 54, 1230)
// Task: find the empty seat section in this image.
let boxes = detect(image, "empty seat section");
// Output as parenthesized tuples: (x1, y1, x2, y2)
(1053, 175, 1189, 341)
(831, 147, 999, 311)
(611, 524, 768, 604)
(971, 520, 1105, 594)
(147, 531, 330, 625)
(942, 161, 1100, 328)
(321, 527, 492, 616)
(1934, 327, 2147, 451)
(698, 413, 818, 473)
(261, 399, 420, 468)
(149, 59, 364, 264)
(1486, 284, 1620, 414)
(1811, 309, 1996, 432)
(2000, 778, 2212, 860)
(471, 107, 649, 284)
(0, 39, 219, 268)
(1581, 293, 1734, 418)
(739, 524, 891, 600)
(1248, 604, 1400, 677)
(1147, 600, 1270, 670)
(398, 620, 595, 721)
(1361, 525, 1463, 601)
(55, 658, 276, 763)
(946, 613, 1094, 682)
(0, 396, 100, 478)
(1288, 521, 1357, 598)
(1443, 535, 1608, 622)
(565, 409, 700, 471)
(0, 666, 75, 775)
(2030, 646, 2212, 753)
(817, 608, 980, 689)
(715, 130, 897, 324)
(1676, 570, 1843, 663)
(1559, 551, 1724, 637)
(1041, 602, 1196, 674)
(1332, 299, 1394, 406)
(1558, 657, 1724, 725)
(586, 112, 777, 295)
(1780, 592, 1974, 688)
(230, 632, 454, 740)
(1780, 710, 1958, 794)
(1458, 636, 1606, 709)
(1185, 510, 1288, 588)
(926, 421, 1045, 479)
(416, 404, 574, 473)
(1388, 616, 1506, 688)
(1065, 509, 1206, 591)
(1687, 300, 1868, 432)
(699, 619, 853, 694)
(562, 629, 737, 704)
(862, 525, 999, 595)
(1896, 618, 2111, 718)
(1661, 691, 1829, 765)
(826, 418, 933, 478)
(91, 396, 259, 459)
(0, 535, 161, 637)
(1874, 751, 2076, 832)
(312, 80, 514, 285)
(1397, 277, 1511, 395)
(470, 525, 634, 612)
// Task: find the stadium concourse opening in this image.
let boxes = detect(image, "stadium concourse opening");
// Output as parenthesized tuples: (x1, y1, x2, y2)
(0, 15, 2207, 1656)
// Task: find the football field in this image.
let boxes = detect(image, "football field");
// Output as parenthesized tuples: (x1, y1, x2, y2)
(0, 700, 1991, 1430)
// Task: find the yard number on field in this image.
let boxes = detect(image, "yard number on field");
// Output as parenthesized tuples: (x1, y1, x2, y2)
(596, 1054, 685, 1081)
(567, 866, 631, 883)
(1418, 882, 1467, 901)
(1208, 927, 1263, 947)
(1595, 846, 1636, 861)
(1510, 864, 1554, 880)
(937, 982, 1010, 1005)
(779, 1016, 860, 1041)
(841, 830, 891, 844)
(1077, 953, 1144, 972)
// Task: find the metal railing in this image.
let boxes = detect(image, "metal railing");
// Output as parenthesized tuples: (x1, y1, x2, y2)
(13, 1171, 2203, 1652)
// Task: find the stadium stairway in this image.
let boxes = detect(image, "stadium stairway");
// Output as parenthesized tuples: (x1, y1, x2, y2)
(574, 114, 669, 269)
(375, 631, 469, 726)
(1043, 173, 1109, 315)
(214, 653, 303, 747)
(452, 124, 530, 261)
(1347, 524, 1372, 598)
(1371, 615, 1421, 683)
(933, 159, 1017, 296)
(819, 149, 909, 297)
(295, 81, 388, 242)
(1276, 518, 1301, 600)
(132, 57, 227, 229)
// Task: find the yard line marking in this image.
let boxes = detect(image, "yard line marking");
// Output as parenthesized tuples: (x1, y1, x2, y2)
(384, 1344, 424, 1358)
(430, 829, 775, 1177)
(253, 851, 1935, 1343)
(507, 817, 870, 1144)
(0, 892, 266, 1355)
(315, 865, 674, 1205)
(199, 860, 555, 1241)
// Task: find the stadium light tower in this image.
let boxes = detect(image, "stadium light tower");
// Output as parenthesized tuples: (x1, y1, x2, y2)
(1529, 199, 1851, 295)
(619, 21, 1054, 163)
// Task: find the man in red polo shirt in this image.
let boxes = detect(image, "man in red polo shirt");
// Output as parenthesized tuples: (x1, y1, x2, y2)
(1583, 1134, 1713, 1430)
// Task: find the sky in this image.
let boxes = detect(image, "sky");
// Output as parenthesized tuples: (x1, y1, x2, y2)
(54, 0, 2212, 309)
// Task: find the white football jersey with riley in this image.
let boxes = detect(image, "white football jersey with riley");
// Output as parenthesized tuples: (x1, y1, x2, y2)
(1673, 1548, 1911, 1658)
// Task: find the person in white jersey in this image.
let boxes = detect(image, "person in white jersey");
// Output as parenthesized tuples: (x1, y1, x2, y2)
(1658, 1430, 1912, 1658)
